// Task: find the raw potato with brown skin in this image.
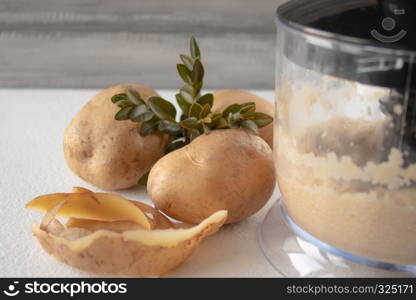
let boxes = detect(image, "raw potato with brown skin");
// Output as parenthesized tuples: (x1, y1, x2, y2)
(148, 129, 276, 224)
(212, 89, 274, 148)
(64, 84, 169, 190)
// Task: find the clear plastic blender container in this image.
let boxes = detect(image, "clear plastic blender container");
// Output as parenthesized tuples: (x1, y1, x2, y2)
(274, 0, 416, 268)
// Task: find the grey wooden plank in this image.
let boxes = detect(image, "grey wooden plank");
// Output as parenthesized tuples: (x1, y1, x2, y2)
(0, 0, 285, 89)
(0, 0, 278, 34)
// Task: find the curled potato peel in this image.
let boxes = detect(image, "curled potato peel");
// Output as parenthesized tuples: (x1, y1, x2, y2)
(68, 187, 173, 229)
(26, 187, 152, 229)
(27, 188, 227, 276)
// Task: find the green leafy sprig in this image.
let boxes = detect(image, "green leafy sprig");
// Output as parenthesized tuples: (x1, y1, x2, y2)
(112, 36, 273, 184)
(112, 36, 273, 155)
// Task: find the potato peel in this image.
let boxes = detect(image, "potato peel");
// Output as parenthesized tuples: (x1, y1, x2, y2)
(32, 210, 227, 276)
(66, 201, 174, 231)
(26, 189, 152, 230)
(27, 188, 227, 276)
(71, 187, 93, 194)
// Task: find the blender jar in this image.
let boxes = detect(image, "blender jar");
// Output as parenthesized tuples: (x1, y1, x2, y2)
(272, 0, 416, 272)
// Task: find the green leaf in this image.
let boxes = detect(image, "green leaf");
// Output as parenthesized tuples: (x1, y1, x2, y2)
(114, 99, 131, 108)
(139, 118, 159, 136)
(222, 103, 241, 117)
(166, 140, 187, 153)
(126, 87, 145, 105)
(241, 120, 259, 135)
(111, 93, 128, 104)
(208, 112, 222, 119)
(138, 171, 149, 186)
(148, 97, 177, 121)
(189, 102, 203, 118)
(157, 120, 182, 135)
(240, 102, 256, 108)
(228, 119, 240, 129)
(176, 93, 191, 115)
(197, 93, 213, 108)
(228, 111, 241, 123)
(216, 117, 229, 129)
(199, 103, 211, 119)
(192, 59, 204, 84)
(181, 83, 194, 94)
(201, 116, 212, 124)
(202, 123, 211, 134)
(244, 112, 273, 128)
(172, 137, 186, 144)
(180, 54, 194, 70)
(208, 112, 222, 126)
(179, 117, 199, 130)
(130, 104, 147, 119)
(240, 104, 256, 114)
(177, 64, 192, 84)
(190, 129, 201, 141)
(193, 82, 203, 98)
(190, 36, 201, 59)
(115, 106, 134, 120)
(180, 90, 194, 103)
(130, 105, 154, 122)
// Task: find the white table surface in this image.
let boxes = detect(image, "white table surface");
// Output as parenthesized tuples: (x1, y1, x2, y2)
(0, 89, 282, 278)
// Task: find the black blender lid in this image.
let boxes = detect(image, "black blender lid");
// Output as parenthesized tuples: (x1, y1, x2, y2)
(276, 0, 416, 89)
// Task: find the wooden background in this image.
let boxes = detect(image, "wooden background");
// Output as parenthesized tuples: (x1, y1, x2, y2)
(0, 0, 285, 89)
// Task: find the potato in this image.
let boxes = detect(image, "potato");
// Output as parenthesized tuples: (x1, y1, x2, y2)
(64, 84, 169, 190)
(27, 189, 227, 276)
(148, 129, 276, 224)
(212, 89, 274, 148)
